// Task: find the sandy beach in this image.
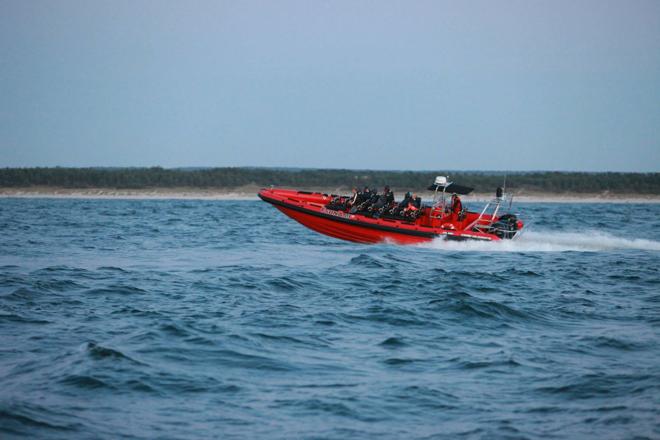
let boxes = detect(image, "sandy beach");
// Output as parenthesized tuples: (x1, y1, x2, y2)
(1, 186, 659, 203)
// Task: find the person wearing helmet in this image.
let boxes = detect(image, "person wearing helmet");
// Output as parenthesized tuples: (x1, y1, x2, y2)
(392, 191, 411, 218)
(402, 192, 421, 220)
(371, 185, 394, 218)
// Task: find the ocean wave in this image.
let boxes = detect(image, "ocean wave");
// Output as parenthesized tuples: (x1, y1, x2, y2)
(97, 266, 129, 273)
(159, 322, 191, 338)
(2, 287, 43, 301)
(536, 373, 655, 399)
(266, 276, 308, 292)
(84, 342, 144, 365)
(59, 374, 114, 390)
(349, 254, 389, 268)
(452, 357, 522, 370)
(0, 401, 83, 436)
(84, 285, 147, 296)
(379, 336, 407, 348)
(0, 312, 50, 325)
(428, 291, 538, 323)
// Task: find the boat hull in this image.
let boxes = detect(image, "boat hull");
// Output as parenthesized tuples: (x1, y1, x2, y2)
(259, 188, 507, 245)
(273, 203, 433, 245)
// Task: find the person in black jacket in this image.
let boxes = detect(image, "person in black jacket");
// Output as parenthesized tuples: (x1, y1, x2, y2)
(371, 186, 394, 217)
(413, 194, 421, 208)
(392, 191, 411, 217)
(364, 187, 379, 208)
(346, 187, 360, 209)
(402, 193, 422, 220)
(351, 186, 375, 214)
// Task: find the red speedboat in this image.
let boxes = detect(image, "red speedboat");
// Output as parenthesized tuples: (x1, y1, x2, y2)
(258, 176, 523, 245)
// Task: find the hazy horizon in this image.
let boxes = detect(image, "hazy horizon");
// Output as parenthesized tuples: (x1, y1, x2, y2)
(1, 1, 659, 172)
(2, 165, 658, 175)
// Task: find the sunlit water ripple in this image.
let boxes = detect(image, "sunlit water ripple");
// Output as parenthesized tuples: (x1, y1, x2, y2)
(1, 199, 659, 439)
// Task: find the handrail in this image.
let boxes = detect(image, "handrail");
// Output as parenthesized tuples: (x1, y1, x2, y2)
(465, 201, 491, 230)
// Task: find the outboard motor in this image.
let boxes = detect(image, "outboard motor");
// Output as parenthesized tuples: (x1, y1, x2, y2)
(489, 213, 519, 239)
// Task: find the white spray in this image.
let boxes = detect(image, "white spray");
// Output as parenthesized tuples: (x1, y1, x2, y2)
(421, 230, 660, 252)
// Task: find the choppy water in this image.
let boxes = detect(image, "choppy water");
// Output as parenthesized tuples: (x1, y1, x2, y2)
(1, 198, 659, 439)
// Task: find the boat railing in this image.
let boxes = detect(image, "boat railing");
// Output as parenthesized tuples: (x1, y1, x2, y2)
(465, 196, 505, 231)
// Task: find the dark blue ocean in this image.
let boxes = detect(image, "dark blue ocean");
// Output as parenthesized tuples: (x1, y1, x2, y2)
(1, 198, 659, 439)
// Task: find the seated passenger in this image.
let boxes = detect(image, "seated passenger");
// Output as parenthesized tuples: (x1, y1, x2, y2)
(351, 186, 375, 214)
(413, 194, 421, 209)
(391, 192, 412, 217)
(371, 185, 394, 217)
(402, 193, 422, 220)
(325, 195, 345, 210)
(346, 187, 359, 208)
(385, 186, 394, 204)
(365, 188, 379, 207)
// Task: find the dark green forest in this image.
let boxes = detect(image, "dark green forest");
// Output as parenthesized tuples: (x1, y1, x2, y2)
(1, 167, 659, 194)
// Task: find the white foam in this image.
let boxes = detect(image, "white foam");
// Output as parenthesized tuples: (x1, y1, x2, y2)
(421, 230, 660, 252)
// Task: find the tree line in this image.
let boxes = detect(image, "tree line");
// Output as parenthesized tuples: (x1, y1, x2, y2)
(1, 167, 659, 194)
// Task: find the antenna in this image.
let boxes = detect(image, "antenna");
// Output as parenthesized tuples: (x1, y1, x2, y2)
(505, 174, 514, 210)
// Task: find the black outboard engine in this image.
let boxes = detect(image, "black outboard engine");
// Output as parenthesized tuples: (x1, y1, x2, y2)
(489, 213, 519, 239)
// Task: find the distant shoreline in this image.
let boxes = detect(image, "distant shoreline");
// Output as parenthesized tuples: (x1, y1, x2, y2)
(1, 186, 659, 203)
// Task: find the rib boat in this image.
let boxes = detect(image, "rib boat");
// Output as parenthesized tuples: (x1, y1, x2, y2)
(258, 176, 523, 245)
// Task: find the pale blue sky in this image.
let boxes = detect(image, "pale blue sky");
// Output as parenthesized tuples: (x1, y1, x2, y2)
(1, 0, 659, 171)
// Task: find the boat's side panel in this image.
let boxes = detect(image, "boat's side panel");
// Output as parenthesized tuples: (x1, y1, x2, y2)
(259, 188, 503, 244)
(274, 205, 433, 245)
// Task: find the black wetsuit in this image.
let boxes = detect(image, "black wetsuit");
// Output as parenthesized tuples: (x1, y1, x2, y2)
(365, 191, 379, 207)
(373, 190, 395, 217)
(372, 190, 391, 210)
(393, 194, 411, 217)
(350, 189, 374, 213)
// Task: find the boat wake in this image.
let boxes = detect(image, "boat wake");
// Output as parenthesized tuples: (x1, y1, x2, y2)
(423, 230, 660, 252)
